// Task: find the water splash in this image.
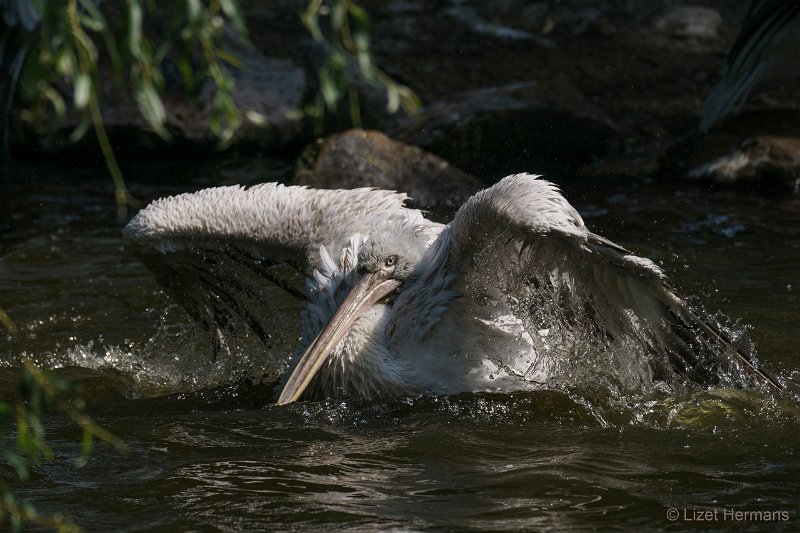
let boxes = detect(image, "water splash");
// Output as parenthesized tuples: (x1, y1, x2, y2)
(3, 302, 295, 400)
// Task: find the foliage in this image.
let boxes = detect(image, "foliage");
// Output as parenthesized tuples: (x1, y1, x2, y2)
(0, 307, 18, 337)
(1, 361, 127, 532)
(2, 1, 418, 218)
(301, 0, 420, 129)
(4, 0, 249, 220)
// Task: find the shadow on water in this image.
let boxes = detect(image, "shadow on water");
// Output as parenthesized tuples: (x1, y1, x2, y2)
(2, 160, 799, 530)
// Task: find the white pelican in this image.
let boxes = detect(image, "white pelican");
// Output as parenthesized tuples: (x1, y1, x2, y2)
(700, 0, 800, 130)
(123, 173, 781, 404)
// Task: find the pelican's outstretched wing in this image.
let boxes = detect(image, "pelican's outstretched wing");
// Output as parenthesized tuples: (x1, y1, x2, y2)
(124, 183, 424, 354)
(700, 0, 800, 131)
(396, 174, 780, 392)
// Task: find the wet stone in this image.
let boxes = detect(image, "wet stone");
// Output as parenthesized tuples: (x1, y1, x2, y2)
(394, 81, 616, 177)
(294, 129, 481, 211)
(166, 52, 305, 149)
(652, 6, 723, 45)
(689, 135, 800, 187)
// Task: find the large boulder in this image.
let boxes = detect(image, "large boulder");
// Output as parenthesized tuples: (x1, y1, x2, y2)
(394, 81, 616, 177)
(294, 129, 481, 211)
(652, 6, 723, 49)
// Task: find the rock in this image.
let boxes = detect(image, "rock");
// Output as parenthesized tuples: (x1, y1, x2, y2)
(293, 39, 413, 134)
(521, 3, 549, 31)
(688, 135, 800, 187)
(294, 129, 481, 211)
(653, 6, 722, 47)
(444, 2, 555, 46)
(101, 34, 307, 150)
(395, 81, 615, 177)
(462, 1, 616, 39)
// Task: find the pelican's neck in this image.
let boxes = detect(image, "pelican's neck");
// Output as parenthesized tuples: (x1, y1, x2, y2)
(300, 235, 364, 342)
(297, 235, 412, 400)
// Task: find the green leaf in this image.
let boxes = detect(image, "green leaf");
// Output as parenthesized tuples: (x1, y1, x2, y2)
(185, 0, 202, 24)
(69, 114, 93, 142)
(78, 13, 104, 32)
(398, 85, 421, 114)
(78, 0, 108, 32)
(73, 73, 91, 109)
(81, 428, 93, 459)
(349, 3, 369, 24)
(55, 50, 75, 77)
(300, 14, 323, 42)
(356, 47, 372, 77)
(0, 307, 18, 336)
(126, 0, 144, 58)
(209, 88, 241, 148)
(219, 0, 248, 37)
(243, 109, 267, 126)
(216, 49, 243, 69)
(73, 26, 99, 63)
(135, 84, 167, 133)
(4, 451, 30, 480)
(176, 46, 198, 95)
(42, 86, 66, 120)
(319, 67, 339, 109)
(385, 81, 399, 113)
(329, 46, 346, 70)
(331, 1, 346, 31)
(353, 29, 370, 53)
(301, 0, 325, 41)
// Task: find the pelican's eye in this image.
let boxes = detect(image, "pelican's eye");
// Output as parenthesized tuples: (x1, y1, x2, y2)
(384, 255, 397, 268)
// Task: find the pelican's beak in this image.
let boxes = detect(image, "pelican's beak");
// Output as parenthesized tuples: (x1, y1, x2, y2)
(277, 271, 400, 405)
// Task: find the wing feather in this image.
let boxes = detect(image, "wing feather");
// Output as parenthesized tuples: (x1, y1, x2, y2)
(124, 183, 423, 358)
(125, 183, 416, 270)
(400, 173, 780, 391)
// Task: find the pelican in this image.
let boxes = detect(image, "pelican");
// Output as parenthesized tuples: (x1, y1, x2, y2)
(700, 0, 800, 130)
(123, 173, 781, 404)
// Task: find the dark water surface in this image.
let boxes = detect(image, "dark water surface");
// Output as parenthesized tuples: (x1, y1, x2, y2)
(2, 160, 799, 531)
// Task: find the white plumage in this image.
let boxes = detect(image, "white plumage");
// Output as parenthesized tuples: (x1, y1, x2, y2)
(124, 173, 780, 403)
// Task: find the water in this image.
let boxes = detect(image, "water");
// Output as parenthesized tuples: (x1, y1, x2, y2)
(2, 159, 799, 531)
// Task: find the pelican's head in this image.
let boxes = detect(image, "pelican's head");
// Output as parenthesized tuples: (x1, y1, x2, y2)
(356, 220, 427, 283)
(277, 220, 428, 404)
